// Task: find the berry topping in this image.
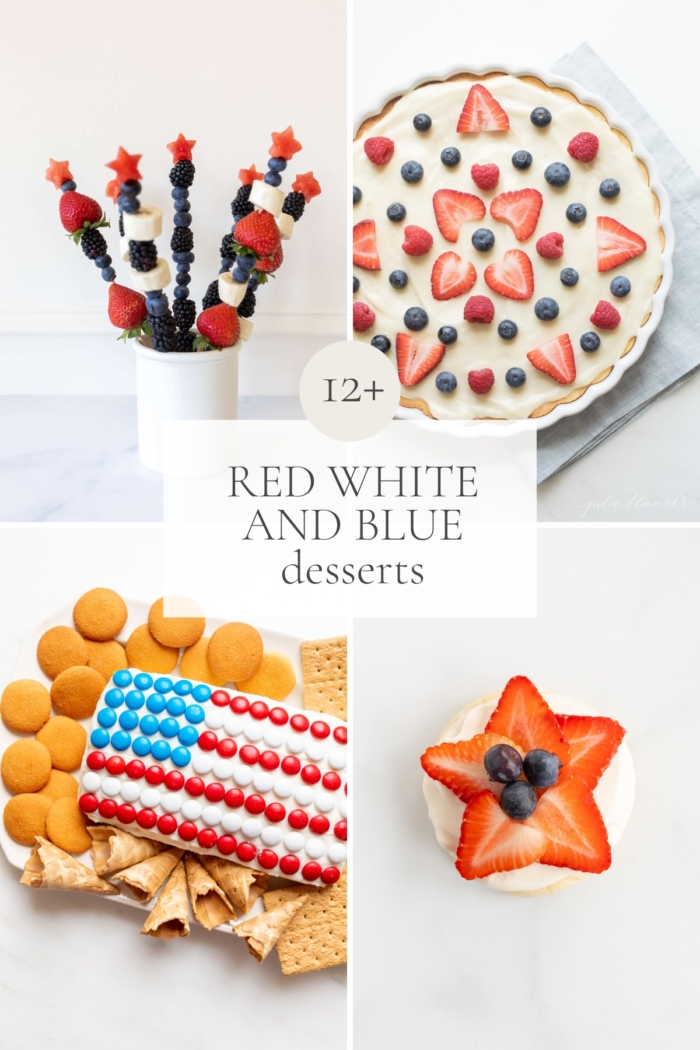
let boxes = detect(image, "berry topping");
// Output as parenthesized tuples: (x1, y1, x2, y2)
(404, 307, 429, 331)
(544, 163, 570, 187)
(599, 178, 621, 199)
(435, 371, 457, 393)
(389, 269, 408, 288)
(371, 335, 391, 352)
(530, 107, 552, 128)
(527, 334, 576, 385)
(395, 333, 445, 386)
(580, 332, 601, 352)
(353, 302, 375, 332)
(463, 295, 495, 324)
(421, 732, 518, 803)
(560, 267, 579, 286)
(364, 136, 395, 165)
(486, 677, 569, 763)
(456, 790, 546, 880)
(471, 163, 500, 190)
(402, 225, 433, 256)
(438, 325, 458, 344)
(457, 84, 510, 132)
(512, 150, 533, 170)
(567, 132, 599, 162)
(234, 210, 281, 256)
(498, 320, 518, 340)
(430, 252, 477, 301)
(500, 780, 538, 820)
(536, 232, 564, 259)
(195, 304, 240, 349)
(441, 147, 461, 167)
(590, 300, 621, 329)
(353, 186, 361, 204)
(468, 368, 495, 394)
(484, 249, 534, 301)
(555, 715, 625, 789)
(566, 203, 587, 224)
(353, 219, 381, 270)
(523, 749, 562, 788)
(490, 188, 543, 241)
(610, 275, 631, 297)
(401, 160, 424, 183)
(506, 367, 526, 387)
(527, 775, 611, 873)
(433, 189, 486, 243)
(534, 297, 559, 321)
(484, 743, 523, 783)
(597, 216, 646, 271)
(353, 276, 359, 294)
(413, 113, 432, 132)
(387, 202, 406, 222)
(471, 228, 495, 252)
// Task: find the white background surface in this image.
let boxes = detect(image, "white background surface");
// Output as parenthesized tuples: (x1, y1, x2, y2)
(354, 527, 700, 1048)
(0, 526, 346, 1049)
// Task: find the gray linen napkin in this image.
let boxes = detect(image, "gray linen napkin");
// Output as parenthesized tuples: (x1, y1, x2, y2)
(537, 42, 700, 483)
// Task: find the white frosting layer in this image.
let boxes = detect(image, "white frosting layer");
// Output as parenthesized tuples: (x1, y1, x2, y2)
(423, 692, 635, 893)
(353, 75, 662, 420)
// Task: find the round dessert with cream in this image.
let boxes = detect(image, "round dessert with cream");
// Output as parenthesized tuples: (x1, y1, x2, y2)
(353, 73, 666, 421)
(421, 675, 634, 894)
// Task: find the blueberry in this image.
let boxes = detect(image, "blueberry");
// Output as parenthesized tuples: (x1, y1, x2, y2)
(438, 325, 457, 345)
(472, 228, 495, 252)
(404, 307, 428, 331)
(512, 150, 533, 170)
(413, 113, 432, 132)
(174, 212, 192, 227)
(264, 171, 282, 187)
(176, 261, 191, 272)
(232, 266, 248, 283)
(387, 202, 406, 222)
(148, 297, 169, 317)
(146, 290, 162, 300)
(535, 297, 559, 320)
(176, 272, 191, 285)
(506, 367, 526, 388)
(173, 250, 195, 263)
(523, 749, 562, 788)
(220, 260, 233, 273)
(401, 161, 424, 183)
(560, 267, 579, 286)
(372, 334, 391, 352)
(600, 178, 621, 199)
(498, 320, 518, 340)
(389, 269, 408, 289)
(61, 180, 77, 192)
(353, 186, 362, 204)
(544, 162, 571, 187)
(174, 198, 191, 212)
(441, 147, 461, 167)
(236, 254, 256, 271)
(174, 286, 189, 299)
(120, 179, 142, 197)
(501, 780, 538, 820)
(171, 186, 189, 199)
(435, 371, 457, 393)
(101, 266, 116, 281)
(353, 276, 359, 294)
(580, 331, 601, 352)
(530, 107, 552, 127)
(566, 202, 587, 223)
(95, 254, 112, 268)
(610, 275, 631, 297)
(268, 157, 287, 172)
(121, 197, 140, 213)
(484, 743, 523, 783)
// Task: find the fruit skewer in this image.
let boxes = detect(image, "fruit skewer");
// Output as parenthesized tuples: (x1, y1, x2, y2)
(166, 134, 198, 352)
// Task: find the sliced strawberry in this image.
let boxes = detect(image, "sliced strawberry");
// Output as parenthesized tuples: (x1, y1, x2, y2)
(597, 216, 647, 272)
(485, 676, 569, 764)
(433, 189, 486, 243)
(527, 334, 576, 385)
(395, 333, 445, 386)
(353, 219, 380, 270)
(421, 732, 520, 803)
(527, 774, 611, 873)
(490, 189, 543, 241)
(556, 715, 625, 790)
(484, 249, 534, 301)
(457, 84, 510, 133)
(456, 791, 546, 880)
(430, 252, 476, 301)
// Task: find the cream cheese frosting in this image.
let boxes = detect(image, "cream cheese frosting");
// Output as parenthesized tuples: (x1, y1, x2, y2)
(353, 74, 663, 420)
(422, 691, 635, 894)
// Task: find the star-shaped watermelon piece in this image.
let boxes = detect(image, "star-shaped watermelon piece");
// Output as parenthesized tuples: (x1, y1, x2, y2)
(105, 179, 121, 204)
(239, 164, 264, 186)
(106, 147, 142, 185)
(167, 133, 196, 163)
(292, 171, 321, 202)
(269, 126, 302, 160)
(45, 158, 73, 189)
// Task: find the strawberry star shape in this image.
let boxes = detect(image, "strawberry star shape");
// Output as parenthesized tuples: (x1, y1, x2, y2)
(292, 171, 321, 202)
(106, 147, 142, 185)
(105, 179, 121, 204)
(269, 126, 302, 160)
(45, 158, 73, 189)
(167, 133, 196, 163)
(238, 164, 264, 186)
(421, 675, 625, 880)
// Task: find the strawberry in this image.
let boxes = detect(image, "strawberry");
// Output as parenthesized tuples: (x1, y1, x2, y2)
(597, 216, 647, 272)
(108, 283, 148, 338)
(468, 368, 495, 394)
(527, 774, 611, 873)
(59, 191, 107, 239)
(567, 132, 599, 162)
(402, 225, 433, 256)
(353, 302, 375, 332)
(234, 210, 281, 257)
(536, 232, 564, 259)
(433, 189, 486, 243)
(484, 249, 534, 301)
(556, 715, 625, 790)
(590, 300, 621, 329)
(430, 252, 476, 300)
(456, 790, 546, 880)
(457, 84, 510, 133)
(421, 732, 520, 803)
(364, 136, 394, 165)
(353, 219, 381, 270)
(255, 244, 283, 274)
(485, 676, 569, 764)
(463, 295, 494, 324)
(490, 189, 543, 241)
(395, 333, 445, 386)
(527, 334, 576, 385)
(195, 304, 240, 349)
(471, 163, 500, 190)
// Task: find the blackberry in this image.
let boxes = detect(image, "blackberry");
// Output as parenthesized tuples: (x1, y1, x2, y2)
(170, 226, 194, 253)
(202, 280, 222, 311)
(118, 213, 124, 237)
(174, 329, 197, 353)
(129, 240, 158, 272)
(237, 286, 256, 319)
(220, 234, 236, 259)
(282, 191, 305, 222)
(173, 298, 196, 332)
(169, 160, 195, 188)
(81, 228, 108, 259)
(231, 184, 254, 219)
(151, 312, 178, 353)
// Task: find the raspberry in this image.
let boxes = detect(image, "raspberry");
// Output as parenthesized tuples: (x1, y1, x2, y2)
(590, 300, 621, 330)
(364, 136, 395, 165)
(567, 132, 599, 163)
(471, 163, 499, 190)
(468, 368, 495, 394)
(402, 225, 433, 256)
(463, 295, 495, 324)
(536, 232, 565, 259)
(353, 301, 376, 332)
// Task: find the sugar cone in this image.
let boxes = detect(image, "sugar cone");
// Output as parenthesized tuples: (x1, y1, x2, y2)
(141, 859, 190, 940)
(112, 847, 183, 903)
(233, 896, 308, 962)
(88, 825, 165, 875)
(20, 837, 119, 896)
(199, 854, 268, 912)
(184, 854, 236, 930)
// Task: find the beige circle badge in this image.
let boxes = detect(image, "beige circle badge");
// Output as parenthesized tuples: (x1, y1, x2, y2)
(299, 340, 400, 441)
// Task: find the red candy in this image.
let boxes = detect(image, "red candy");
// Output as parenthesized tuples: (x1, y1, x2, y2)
(197, 829, 218, 849)
(290, 714, 309, 732)
(185, 777, 205, 797)
(79, 793, 98, 813)
(125, 759, 145, 779)
(106, 756, 125, 776)
(258, 849, 278, 870)
(210, 689, 231, 707)
(198, 731, 218, 751)
(280, 854, 300, 875)
(321, 866, 341, 885)
(265, 803, 286, 822)
(322, 772, 341, 791)
(259, 750, 280, 771)
(145, 765, 165, 785)
(116, 803, 136, 824)
(136, 808, 157, 830)
(244, 794, 265, 815)
(269, 707, 289, 726)
(204, 782, 225, 803)
(281, 756, 301, 776)
(86, 751, 106, 770)
(164, 770, 184, 791)
(310, 815, 330, 835)
(333, 727, 347, 745)
(249, 700, 269, 720)
(98, 799, 117, 818)
(310, 720, 330, 739)
(217, 835, 237, 855)
(236, 841, 256, 862)
(334, 820, 347, 841)
(301, 764, 321, 785)
(224, 788, 245, 808)
(230, 696, 249, 714)
(288, 809, 309, 830)
(216, 738, 237, 758)
(178, 821, 199, 841)
(158, 814, 177, 835)
(302, 861, 322, 882)
(239, 745, 260, 765)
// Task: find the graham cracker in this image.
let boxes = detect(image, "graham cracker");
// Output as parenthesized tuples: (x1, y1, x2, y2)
(301, 636, 347, 721)
(263, 871, 347, 976)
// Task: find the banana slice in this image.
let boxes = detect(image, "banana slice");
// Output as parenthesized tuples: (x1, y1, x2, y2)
(130, 258, 171, 292)
(119, 236, 131, 262)
(123, 205, 163, 241)
(218, 272, 247, 308)
(249, 181, 284, 218)
(238, 317, 254, 342)
(276, 212, 295, 241)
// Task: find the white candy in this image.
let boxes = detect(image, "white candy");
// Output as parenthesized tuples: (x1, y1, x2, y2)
(130, 257, 171, 292)
(202, 806, 222, 827)
(243, 722, 264, 743)
(274, 779, 293, 799)
(328, 749, 347, 770)
(223, 713, 244, 736)
(283, 832, 305, 853)
(233, 764, 254, 787)
(286, 734, 307, 755)
(328, 844, 347, 864)
(261, 827, 282, 847)
(314, 791, 335, 813)
(338, 798, 348, 818)
(221, 812, 243, 833)
(238, 316, 254, 342)
(305, 837, 326, 859)
(192, 753, 215, 775)
(101, 777, 122, 798)
(218, 271, 247, 307)
(253, 772, 274, 793)
(204, 708, 226, 730)
(212, 759, 233, 780)
(119, 236, 131, 262)
(122, 205, 162, 241)
(263, 726, 284, 748)
(140, 788, 161, 809)
(276, 212, 295, 240)
(250, 180, 284, 218)
(294, 785, 315, 807)
(82, 772, 101, 793)
(241, 818, 262, 838)
(181, 800, 202, 821)
(306, 741, 326, 762)
(160, 792, 183, 814)
(119, 781, 140, 803)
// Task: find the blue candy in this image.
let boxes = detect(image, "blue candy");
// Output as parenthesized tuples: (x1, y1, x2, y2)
(192, 685, 211, 702)
(139, 714, 160, 735)
(185, 704, 205, 724)
(90, 728, 110, 748)
(173, 679, 193, 696)
(132, 736, 152, 757)
(119, 710, 139, 731)
(151, 739, 171, 761)
(154, 677, 174, 694)
(105, 688, 124, 709)
(113, 670, 133, 687)
(170, 747, 191, 768)
(147, 694, 167, 714)
(178, 725, 199, 747)
(166, 696, 186, 717)
(125, 690, 145, 710)
(159, 718, 181, 739)
(97, 708, 117, 728)
(111, 730, 132, 751)
(134, 672, 153, 690)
